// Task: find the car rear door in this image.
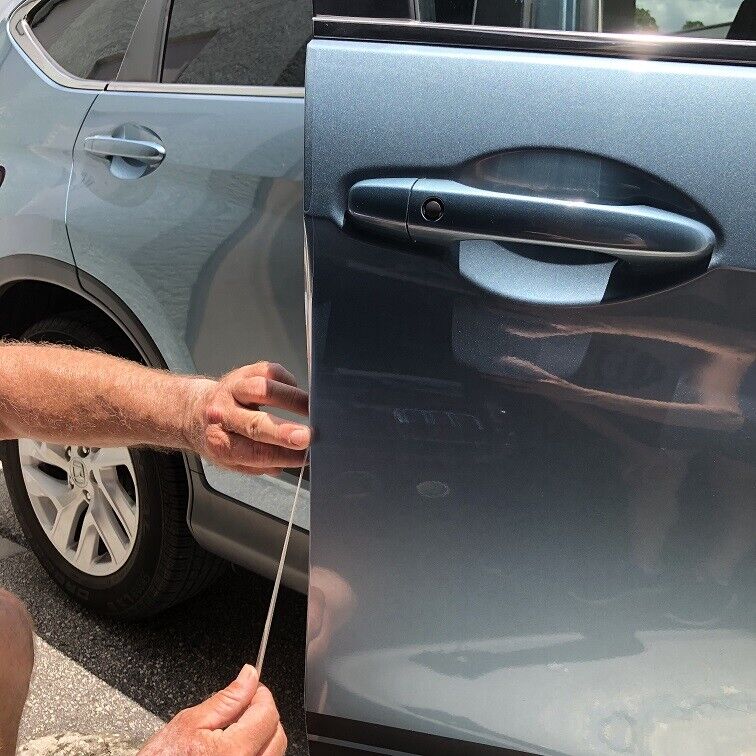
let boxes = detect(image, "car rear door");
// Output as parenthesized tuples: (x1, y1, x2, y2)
(305, 3, 756, 754)
(66, 0, 311, 520)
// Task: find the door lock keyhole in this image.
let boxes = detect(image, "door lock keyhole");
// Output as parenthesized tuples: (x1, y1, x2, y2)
(421, 198, 444, 222)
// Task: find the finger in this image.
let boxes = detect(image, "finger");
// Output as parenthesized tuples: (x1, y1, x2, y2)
(245, 361, 298, 387)
(183, 664, 259, 730)
(226, 685, 280, 753)
(227, 435, 307, 470)
(222, 406, 311, 450)
(232, 377, 309, 416)
(204, 426, 307, 470)
(223, 465, 285, 478)
(259, 723, 287, 756)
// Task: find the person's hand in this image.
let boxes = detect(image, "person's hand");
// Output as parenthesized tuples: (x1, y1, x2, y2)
(185, 362, 309, 475)
(138, 665, 286, 756)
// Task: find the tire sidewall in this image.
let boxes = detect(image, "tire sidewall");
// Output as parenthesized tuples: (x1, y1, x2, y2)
(3, 440, 167, 614)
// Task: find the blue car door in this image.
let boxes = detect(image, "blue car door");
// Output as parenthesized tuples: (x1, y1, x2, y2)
(66, 0, 311, 520)
(305, 3, 756, 754)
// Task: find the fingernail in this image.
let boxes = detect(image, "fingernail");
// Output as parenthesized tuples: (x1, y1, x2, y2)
(237, 664, 258, 685)
(289, 429, 310, 447)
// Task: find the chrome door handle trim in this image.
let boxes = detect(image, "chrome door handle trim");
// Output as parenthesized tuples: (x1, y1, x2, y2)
(83, 135, 166, 165)
(347, 178, 716, 265)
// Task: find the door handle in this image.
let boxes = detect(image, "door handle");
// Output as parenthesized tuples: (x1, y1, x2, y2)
(348, 178, 715, 265)
(84, 135, 166, 166)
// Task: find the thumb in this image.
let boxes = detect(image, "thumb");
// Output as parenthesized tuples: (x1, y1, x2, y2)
(186, 664, 260, 730)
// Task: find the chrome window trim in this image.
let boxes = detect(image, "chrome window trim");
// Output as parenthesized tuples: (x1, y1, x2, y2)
(8, 0, 105, 90)
(7, 0, 306, 97)
(314, 15, 756, 66)
(107, 81, 305, 98)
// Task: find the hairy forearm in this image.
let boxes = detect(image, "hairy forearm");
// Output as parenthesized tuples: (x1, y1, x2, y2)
(0, 343, 209, 450)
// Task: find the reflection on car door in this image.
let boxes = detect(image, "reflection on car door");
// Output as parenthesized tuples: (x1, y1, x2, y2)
(305, 6, 756, 755)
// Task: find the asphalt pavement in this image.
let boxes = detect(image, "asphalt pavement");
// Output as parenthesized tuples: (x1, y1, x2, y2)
(0, 468, 309, 755)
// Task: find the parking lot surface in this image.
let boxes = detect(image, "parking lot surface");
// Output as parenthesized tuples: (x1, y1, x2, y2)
(0, 469, 309, 755)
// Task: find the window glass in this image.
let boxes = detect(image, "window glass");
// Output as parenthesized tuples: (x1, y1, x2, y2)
(163, 0, 312, 87)
(314, 0, 417, 14)
(30, 0, 146, 80)
(429, 0, 753, 39)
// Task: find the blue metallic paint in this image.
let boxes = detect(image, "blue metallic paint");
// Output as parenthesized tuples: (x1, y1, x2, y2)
(306, 39, 756, 754)
(66, 90, 310, 525)
(0, 34, 95, 268)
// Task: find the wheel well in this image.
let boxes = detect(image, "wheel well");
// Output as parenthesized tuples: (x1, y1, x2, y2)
(0, 281, 143, 363)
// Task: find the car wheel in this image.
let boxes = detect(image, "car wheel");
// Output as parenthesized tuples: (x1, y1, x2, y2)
(0, 312, 225, 617)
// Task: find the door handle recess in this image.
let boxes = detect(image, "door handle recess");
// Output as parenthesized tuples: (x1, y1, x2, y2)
(84, 135, 165, 165)
(348, 178, 715, 265)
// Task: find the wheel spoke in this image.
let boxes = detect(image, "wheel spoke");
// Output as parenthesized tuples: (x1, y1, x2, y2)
(49, 494, 86, 552)
(91, 447, 132, 469)
(73, 513, 100, 570)
(96, 475, 138, 541)
(36, 442, 70, 469)
(90, 491, 130, 567)
(19, 440, 69, 470)
(22, 465, 70, 505)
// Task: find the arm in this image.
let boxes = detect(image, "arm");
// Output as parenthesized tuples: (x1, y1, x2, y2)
(0, 343, 309, 474)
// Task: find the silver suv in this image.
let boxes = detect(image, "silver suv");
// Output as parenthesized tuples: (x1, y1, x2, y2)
(0, 0, 311, 616)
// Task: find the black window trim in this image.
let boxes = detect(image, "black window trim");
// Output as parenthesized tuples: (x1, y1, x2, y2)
(314, 14, 756, 67)
(116, 0, 171, 83)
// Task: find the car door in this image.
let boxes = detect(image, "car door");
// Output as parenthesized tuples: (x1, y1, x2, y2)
(305, 3, 756, 754)
(66, 0, 311, 519)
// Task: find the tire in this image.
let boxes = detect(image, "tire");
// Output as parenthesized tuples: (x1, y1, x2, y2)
(0, 312, 225, 618)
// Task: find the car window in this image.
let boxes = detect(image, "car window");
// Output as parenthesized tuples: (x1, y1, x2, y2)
(435, 0, 754, 39)
(163, 0, 312, 87)
(316, 0, 755, 40)
(29, 0, 146, 80)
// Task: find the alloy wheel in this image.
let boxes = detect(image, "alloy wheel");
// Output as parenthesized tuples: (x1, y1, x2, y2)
(17, 440, 139, 576)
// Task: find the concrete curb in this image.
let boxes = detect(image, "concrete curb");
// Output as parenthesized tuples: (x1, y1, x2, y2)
(19, 733, 140, 756)
(19, 637, 164, 750)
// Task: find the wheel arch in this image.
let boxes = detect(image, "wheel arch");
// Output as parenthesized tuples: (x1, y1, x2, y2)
(0, 253, 205, 568)
(0, 254, 167, 369)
